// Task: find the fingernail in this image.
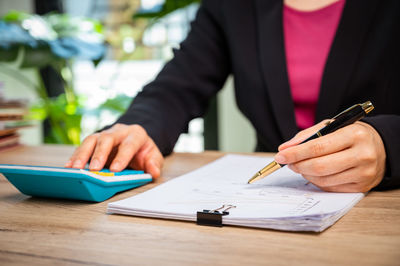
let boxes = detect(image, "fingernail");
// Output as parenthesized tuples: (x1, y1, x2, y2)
(283, 138, 296, 146)
(110, 162, 120, 171)
(64, 160, 72, 167)
(279, 140, 292, 149)
(275, 154, 287, 164)
(278, 144, 286, 151)
(281, 140, 290, 146)
(149, 161, 160, 178)
(89, 159, 101, 170)
(72, 159, 82, 168)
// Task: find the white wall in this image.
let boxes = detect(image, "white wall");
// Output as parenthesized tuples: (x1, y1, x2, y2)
(217, 76, 256, 152)
(0, 0, 42, 146)
(0, 0, 32, 16)
(0, 62, 43, 146)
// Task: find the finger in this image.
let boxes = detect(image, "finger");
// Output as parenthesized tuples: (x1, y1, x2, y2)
(104, 147, 118, 168)
(275, 125, 354, 165)
(288, 147, 356, 176)
(279, 120, 330, 151)
(143, 142, 164, 178)
(319, 181, 371, 193)
(89, 133, 118, 170)
(130, 141, 153, 170)
(109, 125, 148, 171)
(302, 167, 365, 189)
(147, 147, 164, 178)
(145, 159, 161, 178)
(67, 134, 99, 168)
(129, 143, 163, 176)
(64, 158, 73, 168)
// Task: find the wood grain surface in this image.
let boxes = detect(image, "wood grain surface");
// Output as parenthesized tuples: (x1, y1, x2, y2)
(0, 145, 399, 266)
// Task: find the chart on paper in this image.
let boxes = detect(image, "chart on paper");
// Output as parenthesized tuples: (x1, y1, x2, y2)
(108, 154, 363, 225)
(155, 155, 325, 218)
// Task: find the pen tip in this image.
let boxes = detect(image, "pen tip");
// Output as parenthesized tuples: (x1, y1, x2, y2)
(247, 173, 259, 184)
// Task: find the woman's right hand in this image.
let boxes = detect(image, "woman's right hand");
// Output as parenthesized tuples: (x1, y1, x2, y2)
(65, 124, 164, 178)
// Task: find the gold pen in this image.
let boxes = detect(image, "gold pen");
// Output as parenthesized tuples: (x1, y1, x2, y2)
(247, 101, 374, 184)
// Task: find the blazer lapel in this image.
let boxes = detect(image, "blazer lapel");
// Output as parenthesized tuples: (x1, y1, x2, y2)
(255, 0, 298, 141)
(315, 0, 380, 121)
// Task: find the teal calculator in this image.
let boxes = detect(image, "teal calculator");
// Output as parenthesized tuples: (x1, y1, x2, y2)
(0, 164, 152, 202)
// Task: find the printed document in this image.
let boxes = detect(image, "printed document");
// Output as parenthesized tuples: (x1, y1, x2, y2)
(108, 155, 364, 232)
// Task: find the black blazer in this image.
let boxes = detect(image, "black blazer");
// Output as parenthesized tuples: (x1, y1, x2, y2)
(114, 0, 400, 189)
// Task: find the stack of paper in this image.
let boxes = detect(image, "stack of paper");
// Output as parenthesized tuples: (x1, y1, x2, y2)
(0, 97, 30, 150)
(108, 155, 364, 232)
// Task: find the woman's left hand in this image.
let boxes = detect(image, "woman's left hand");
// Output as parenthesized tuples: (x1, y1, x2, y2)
(275, 121, 386, 192)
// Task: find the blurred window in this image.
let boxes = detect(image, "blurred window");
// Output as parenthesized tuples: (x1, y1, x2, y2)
(66, 0, 202, 152)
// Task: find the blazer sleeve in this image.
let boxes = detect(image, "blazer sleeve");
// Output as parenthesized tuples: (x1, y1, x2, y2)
(112, 0, 230, 155)
(363, 115, 400, 190)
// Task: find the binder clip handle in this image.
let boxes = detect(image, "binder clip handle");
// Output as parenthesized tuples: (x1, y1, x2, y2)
(196, 204, 236, 227)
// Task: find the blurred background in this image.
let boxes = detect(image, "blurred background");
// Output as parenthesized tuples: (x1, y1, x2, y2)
(0, 0, 255, 153)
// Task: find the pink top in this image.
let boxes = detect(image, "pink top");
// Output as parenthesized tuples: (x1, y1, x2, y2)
(283, 0, 345, 129)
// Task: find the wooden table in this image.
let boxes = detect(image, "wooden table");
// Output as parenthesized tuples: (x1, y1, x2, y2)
(0, 145, 399, 266)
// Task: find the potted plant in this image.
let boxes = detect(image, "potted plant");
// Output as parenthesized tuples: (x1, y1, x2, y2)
(0, 10, 106, 144)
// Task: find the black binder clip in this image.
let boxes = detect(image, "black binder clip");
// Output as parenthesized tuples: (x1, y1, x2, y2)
(196, 204, 236, 227)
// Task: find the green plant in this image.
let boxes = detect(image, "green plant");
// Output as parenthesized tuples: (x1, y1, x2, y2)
(0, 11, 107, 144)
(0, 2, 201, 145)
(133, 0, 200, 20)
